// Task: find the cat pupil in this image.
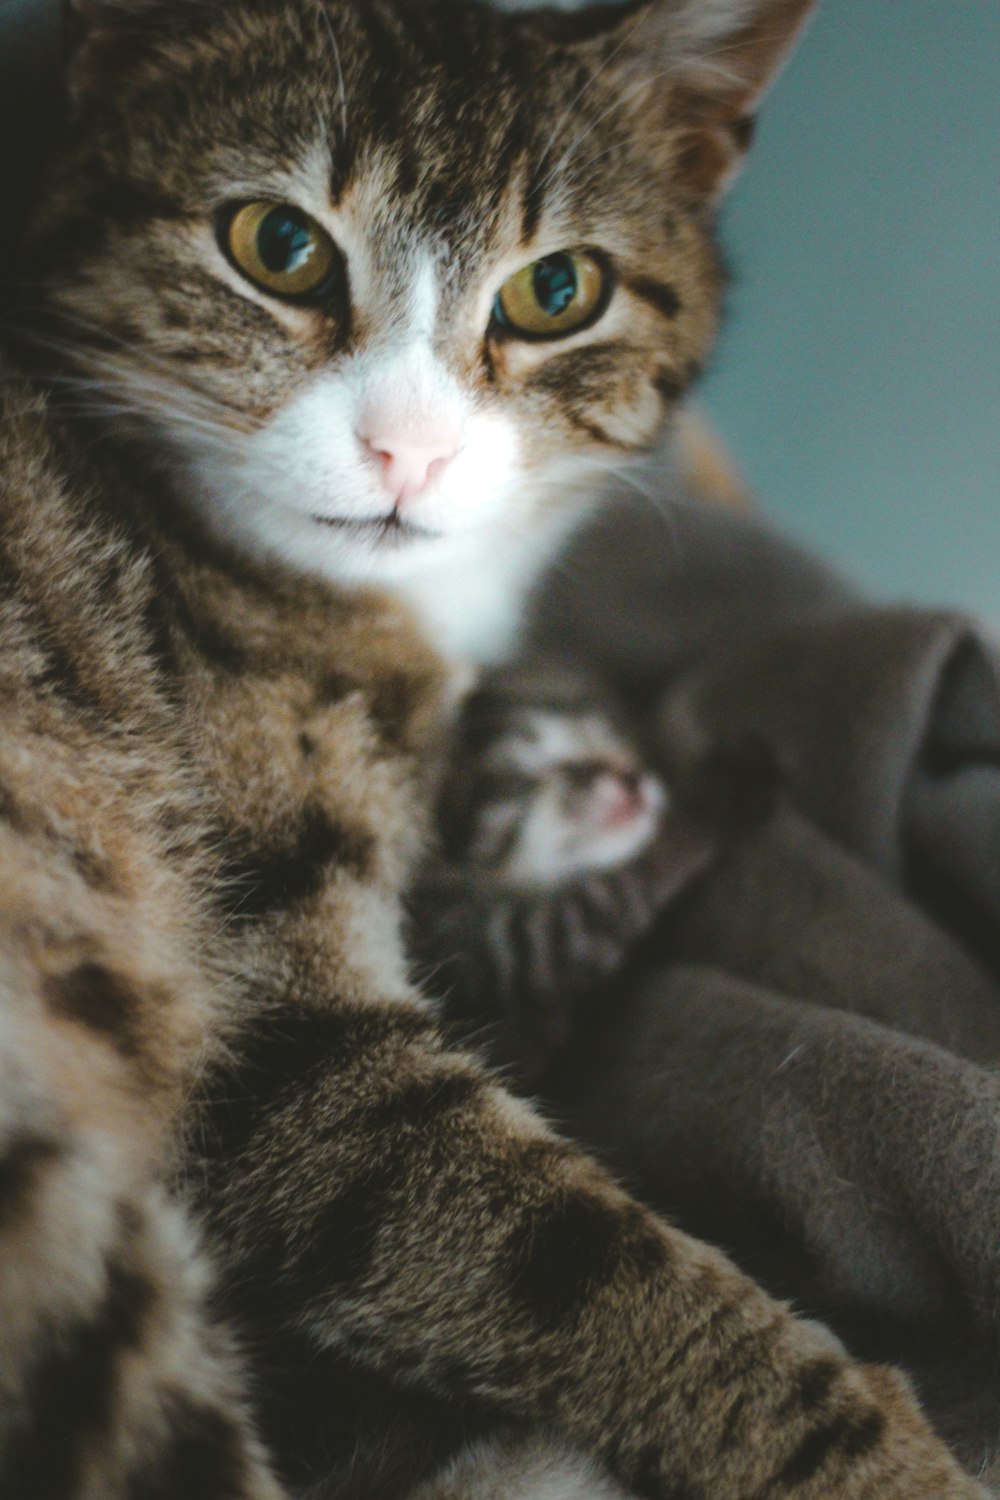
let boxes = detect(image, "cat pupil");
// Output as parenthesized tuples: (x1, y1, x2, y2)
(533, 254, 577, 316)
(257, 208, 313, 273)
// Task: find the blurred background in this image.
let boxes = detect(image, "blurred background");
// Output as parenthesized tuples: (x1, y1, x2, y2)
(1, 0, 997, 620)
(701, 0, 999, 625)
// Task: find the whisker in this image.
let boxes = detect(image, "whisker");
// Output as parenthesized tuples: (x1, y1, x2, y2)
(534, 6, 652, 181)
(312, 0, 349, 142)
(4, 296, 262, 443)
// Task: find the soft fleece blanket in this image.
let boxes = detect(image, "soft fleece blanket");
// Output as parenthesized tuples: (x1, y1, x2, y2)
(523, 474, 1000, 1485)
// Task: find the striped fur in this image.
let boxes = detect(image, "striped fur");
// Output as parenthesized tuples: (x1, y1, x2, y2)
(0, 0, 984, 1496)
(409, 676, 780, 1079)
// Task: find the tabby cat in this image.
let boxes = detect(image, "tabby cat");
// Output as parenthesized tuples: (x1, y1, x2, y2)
(0, 0, 982, 1496)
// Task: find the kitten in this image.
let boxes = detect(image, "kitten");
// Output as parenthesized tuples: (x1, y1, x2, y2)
(435, 668, 668, 885)
(0, 1, 980, 1498)
(410, 667, 776, 1079)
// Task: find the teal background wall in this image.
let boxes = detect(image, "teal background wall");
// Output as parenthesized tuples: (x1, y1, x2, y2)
(1, 0, 997, 619)
(701, 0, 999, 623)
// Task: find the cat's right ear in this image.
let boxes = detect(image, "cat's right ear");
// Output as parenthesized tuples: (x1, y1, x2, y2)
(61, 0, 158, 101)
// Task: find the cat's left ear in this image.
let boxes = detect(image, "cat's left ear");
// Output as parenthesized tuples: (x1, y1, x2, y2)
(658, 0, 817, 196)
(554, 0, 817, 200)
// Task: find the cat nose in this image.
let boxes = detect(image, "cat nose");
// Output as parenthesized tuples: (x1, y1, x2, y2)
(360, 430, 461, 504)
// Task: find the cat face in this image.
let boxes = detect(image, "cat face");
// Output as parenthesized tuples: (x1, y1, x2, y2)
(32, 0, 812, 654)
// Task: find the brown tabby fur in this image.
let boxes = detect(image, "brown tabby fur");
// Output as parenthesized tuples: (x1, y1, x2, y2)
(0, 0, 984, 1496)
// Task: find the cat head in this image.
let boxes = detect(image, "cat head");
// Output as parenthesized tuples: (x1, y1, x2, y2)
(437, 666, 666, 883)
(32, 0, 813, 657)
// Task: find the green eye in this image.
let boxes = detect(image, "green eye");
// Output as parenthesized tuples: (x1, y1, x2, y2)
(224, 201, 339, 300)
(493, 251, 608, 339)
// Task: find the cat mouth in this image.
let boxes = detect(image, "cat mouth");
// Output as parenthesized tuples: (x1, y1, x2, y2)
(311, 512, 441, 544)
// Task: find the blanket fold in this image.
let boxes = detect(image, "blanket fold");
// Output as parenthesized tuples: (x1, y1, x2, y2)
(525, 484, 1000, 1479)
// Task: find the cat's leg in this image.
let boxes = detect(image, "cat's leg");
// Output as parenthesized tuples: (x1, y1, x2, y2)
(195, 998, 981, 1500)
(0, 754, 286, 1499)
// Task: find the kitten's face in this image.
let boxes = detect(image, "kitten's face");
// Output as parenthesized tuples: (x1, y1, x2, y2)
(30, 0, 811, 652)
(445, 697, 666, 884)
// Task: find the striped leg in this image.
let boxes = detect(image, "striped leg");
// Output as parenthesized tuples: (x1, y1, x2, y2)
(195, 1000, 980, 1500)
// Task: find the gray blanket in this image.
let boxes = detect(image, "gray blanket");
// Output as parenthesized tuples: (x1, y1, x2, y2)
(525, 482, 1000, 1483)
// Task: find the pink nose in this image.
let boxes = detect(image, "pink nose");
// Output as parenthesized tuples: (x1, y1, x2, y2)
(360, 431, 461, 503)
(596, 769, 648, 829)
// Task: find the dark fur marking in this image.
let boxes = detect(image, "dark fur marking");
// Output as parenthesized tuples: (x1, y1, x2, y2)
(70, 843, 121, 892)
(140, 554, 184, 681)
(647, 1293, 740, 1390)
(528, 339, 631, 397)
(719, 1386, 749, 1449)
(364, 1069, 484, 1139)
(292, 1165, 397, 1297)
(43, 962, 140, 1056)
(193, 1005, 436, 1167)
(653, 369, 684, 403)
(32, 624, 94, 712)
(126, 1397, 249, 1500)
(368, 669, 425, 750)
(521, 166, 546, 242)
(316, 669, 359, 706)
(395, 149, 420, 197)
(730, 114, 757, 152)
(29, 181, 184, 277)
(775, 1407, 885, 1489)
(678, 1318, 764, 1417)
(512, 1191, 627, 1328)
(779, 1355, 841, 1416)
(221, 1075, 482, 1306)
(4, 1258, 154, 1499)
(566, 411, 634, 449)
(242, 1331, 491, 1498)
(223, 807, 375, 919)
(629, 1442, 697, 1500)
(165, 590, 251, 672)
(356, 0, 405, 72)
(0, 1134, 62, 1231)
(627, 276, 682, 321)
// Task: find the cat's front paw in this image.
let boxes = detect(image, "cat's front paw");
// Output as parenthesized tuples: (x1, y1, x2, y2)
(408, 1432, 633, 1500)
